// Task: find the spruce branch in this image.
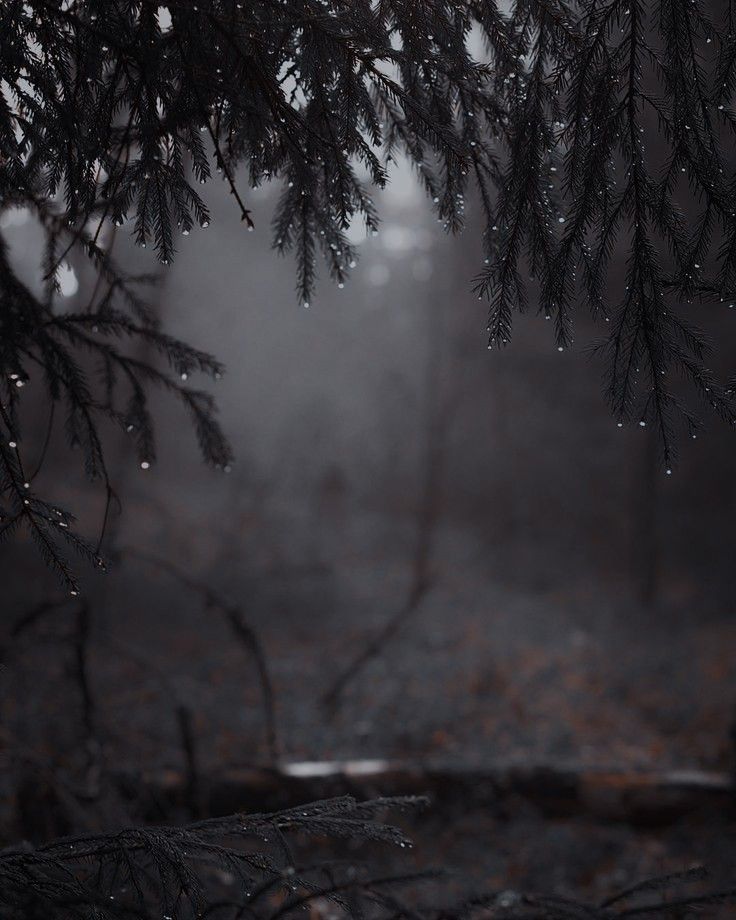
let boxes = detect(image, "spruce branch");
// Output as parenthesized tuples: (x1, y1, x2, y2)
(2, 0, 736, 588)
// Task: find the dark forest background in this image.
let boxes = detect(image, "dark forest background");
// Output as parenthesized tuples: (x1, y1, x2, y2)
(2, 148, 736, 908)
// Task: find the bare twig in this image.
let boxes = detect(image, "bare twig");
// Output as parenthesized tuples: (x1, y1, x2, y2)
(121, 547, 280, 762)
(322, 285, 454, 708)
(176, 703, 204, 819)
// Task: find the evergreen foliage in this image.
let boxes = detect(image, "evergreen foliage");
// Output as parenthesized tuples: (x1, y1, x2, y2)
(0, 795, 435, 918)
(3, 805, 735, 919)
(1, 0, 735, 587)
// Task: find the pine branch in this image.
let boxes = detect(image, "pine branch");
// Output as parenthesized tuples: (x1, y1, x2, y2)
(3, 0, 736, 590)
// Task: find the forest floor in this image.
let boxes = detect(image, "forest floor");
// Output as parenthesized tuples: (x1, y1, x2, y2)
(54, 518, 735, 775)
(3, 518, 736, 900)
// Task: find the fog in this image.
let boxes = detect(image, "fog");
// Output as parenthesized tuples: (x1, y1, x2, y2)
(3, 159, 735, 792)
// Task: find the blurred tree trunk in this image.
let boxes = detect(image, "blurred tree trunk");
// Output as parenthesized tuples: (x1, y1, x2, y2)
(633, 428, 659, 607)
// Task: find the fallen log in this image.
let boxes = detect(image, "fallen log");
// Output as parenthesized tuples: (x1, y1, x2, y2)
(132, 759, 735, 827)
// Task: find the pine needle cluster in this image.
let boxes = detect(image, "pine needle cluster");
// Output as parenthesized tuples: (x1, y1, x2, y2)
(1, 0, 735, 587)
(1, 795, 436, 919)
(3, 805, 735, 920)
